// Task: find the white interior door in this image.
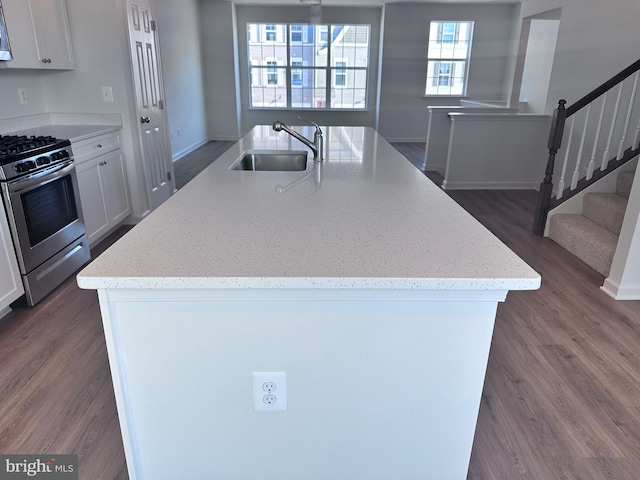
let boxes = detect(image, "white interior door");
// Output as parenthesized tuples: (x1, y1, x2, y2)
(126, 0, 174, 211)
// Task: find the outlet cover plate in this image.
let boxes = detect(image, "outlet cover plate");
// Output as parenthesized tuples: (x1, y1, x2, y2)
(252, 371, 287, 412)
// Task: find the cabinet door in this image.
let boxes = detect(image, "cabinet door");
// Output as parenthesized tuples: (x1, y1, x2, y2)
(76, 157, 110, 245)
(0, 209, 24, 314)
(2, 0, 74, 69)
(101, 150, 131, 226)
(1, 0, 40, 68)
(31, 0, 74, 69)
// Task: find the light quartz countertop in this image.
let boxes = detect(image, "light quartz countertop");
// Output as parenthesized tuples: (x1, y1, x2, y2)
(7, 124, 120, 143)
(0, 113, 123, 142)
(77, 126, 540, 291)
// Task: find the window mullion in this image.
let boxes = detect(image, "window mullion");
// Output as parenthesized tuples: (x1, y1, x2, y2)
(286, 24, 292, 108)
(326, 24, 332, 109)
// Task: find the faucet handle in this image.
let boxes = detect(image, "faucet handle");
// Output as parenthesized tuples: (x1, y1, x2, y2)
(295, 115, 322, 133)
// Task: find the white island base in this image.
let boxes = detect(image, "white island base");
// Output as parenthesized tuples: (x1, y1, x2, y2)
(98, 287, 503, 480)
(79, 126, 539, 479)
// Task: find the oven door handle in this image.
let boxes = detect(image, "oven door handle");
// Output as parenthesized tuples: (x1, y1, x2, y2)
(7, 160, 76, 194)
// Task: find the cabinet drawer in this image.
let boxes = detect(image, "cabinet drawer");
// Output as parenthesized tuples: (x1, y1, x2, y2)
(72, 132, 121, 163)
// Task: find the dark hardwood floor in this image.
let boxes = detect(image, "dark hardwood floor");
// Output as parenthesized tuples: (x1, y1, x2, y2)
(1, 141, 639, 479)
(173, 140, 235, 189)
(0, 228, 131, 480)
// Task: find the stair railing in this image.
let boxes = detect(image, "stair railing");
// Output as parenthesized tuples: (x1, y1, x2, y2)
(533, 59, 640, 236)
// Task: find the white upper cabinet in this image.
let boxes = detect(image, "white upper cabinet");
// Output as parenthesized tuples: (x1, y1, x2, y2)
(2, 0, 74, 69)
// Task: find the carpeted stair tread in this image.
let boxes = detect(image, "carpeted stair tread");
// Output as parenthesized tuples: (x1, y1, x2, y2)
(548, 214, 618, 276)
(583, 192, 627, 235)
(616, 170, 635, 199)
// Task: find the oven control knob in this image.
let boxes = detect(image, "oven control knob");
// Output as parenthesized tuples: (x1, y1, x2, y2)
(52, 149, 70, 160)
(15, 162, 29, 173)
(37, 156, 51, 165)
(24, 160, 37, 170)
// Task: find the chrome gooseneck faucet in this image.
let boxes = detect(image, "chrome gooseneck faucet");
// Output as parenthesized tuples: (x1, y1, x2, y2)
(272, 116, 323, 161)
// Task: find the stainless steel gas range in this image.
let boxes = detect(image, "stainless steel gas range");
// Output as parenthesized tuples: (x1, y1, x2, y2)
(0, 134, 90, 306)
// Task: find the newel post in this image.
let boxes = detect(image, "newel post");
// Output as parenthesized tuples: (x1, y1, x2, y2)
(533, 99, 567, 236)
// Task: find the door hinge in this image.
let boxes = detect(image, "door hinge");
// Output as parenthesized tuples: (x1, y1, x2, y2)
(150, 20, 157, 31)
(159, 99, 164, 110)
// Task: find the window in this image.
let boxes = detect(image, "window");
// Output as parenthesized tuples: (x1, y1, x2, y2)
(425, 21, 473, 96)
(292, 60, 304, 86)
(334, 60, 347, 87)
(291, 25, 303, 43)
(265, 24, 277, 41)
(266, 60, 278, 85)
(247, 23, 370, 110)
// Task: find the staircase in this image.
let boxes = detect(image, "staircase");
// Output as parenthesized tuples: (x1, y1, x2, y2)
(548, 170, 634, 275)
(533, 59, 640, 237)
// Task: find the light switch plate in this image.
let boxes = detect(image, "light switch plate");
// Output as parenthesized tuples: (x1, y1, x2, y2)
(101, 86, 114, 103)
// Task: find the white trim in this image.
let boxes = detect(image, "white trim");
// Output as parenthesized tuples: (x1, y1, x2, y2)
(442, 180, 540, 190)
(0, 306, 12, 320)
(601, 278, 640, 300)
(102, 288, 509, 304)
(382, 137, 427, 143)
(123, 211, 150, 225)
(171, 139, 209, 162)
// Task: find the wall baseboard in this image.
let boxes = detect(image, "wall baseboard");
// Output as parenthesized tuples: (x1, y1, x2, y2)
(124, 211, 150, 225)
(0, 306, 12, 321)
(172, 139, 210, 163)
(601, 278, 640, 300)
(441, 181, 539, 190)
(208, 135, 241, 142)
(383, 137, 427, 143)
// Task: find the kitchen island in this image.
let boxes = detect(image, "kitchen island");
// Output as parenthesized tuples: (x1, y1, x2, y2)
(77, 126, 540, 480)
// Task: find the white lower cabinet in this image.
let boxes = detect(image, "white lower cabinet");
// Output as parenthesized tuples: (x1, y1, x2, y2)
(0, 209, 24, 318)
(75, 133, 130, 246)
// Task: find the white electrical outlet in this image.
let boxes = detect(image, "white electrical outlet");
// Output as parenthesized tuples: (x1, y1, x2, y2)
(252, 372, 287, 412)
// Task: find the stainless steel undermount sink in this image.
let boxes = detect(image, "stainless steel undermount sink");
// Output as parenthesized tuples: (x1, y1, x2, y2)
(230, 150, 309, 171)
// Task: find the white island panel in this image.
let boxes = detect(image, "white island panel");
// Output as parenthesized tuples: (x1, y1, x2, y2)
(78, 126, 540, 480)
(101, 289, 501, 480)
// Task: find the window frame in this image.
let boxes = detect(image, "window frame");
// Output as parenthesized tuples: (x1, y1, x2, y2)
(247, 23, 370, 111)
(425, 21, 474, 97)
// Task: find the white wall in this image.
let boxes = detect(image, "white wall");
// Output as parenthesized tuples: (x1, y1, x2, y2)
(518, 19, 560, 113)
(603, 169, 640, 299)
(156, 0, 208, 160)
(520, 0, 640, 112)
(199, 0, 240, 141)
(0, 72, 47, 118)
(378, 2, 520, 141)
(442, 113, 550, 190)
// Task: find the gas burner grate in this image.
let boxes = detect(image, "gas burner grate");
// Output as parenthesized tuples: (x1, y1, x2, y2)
(0, 135, 61, 156)
(0, 135, 71, 167)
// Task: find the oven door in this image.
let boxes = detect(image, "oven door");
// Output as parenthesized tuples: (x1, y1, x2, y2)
(3, 160, 87, 274)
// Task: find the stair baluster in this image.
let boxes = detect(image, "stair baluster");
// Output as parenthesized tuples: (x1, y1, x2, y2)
(557, 115, 574, 198)
(601, 84, 623, 171)
(616, 71, 639, 160)
(572, 105, 591, 190)
(587, 95, 607, 180)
